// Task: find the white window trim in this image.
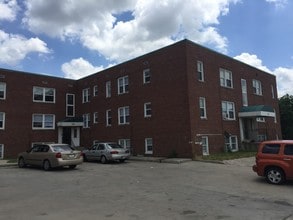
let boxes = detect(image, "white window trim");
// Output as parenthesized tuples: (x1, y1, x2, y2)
(0, 82, 6, 100)
(199, 97, 207, 119)
(222, 101, 235, 120)
(118, 139, 131, 149)
(0, 112, 5, 130)
(143, 69, 151, 84)
(241, 79, 248, 106)
(220, 68, 233, 88)
(118, 106, 130, 125)
(253, 79, 262, 96)
(106, 109, 112, 126)
(33, 86, 56, 103)
(106, 81, 111, 98)
(66, 93, 75, 117)
(93, 112, 98, 124)
(82, 88, 90, 103)
(83, 113, 90, 128)
(32, 114, 55, 130)
(145, 138, 153, 154)
(225, 135, 238, 152)
(118, 76, 129, 95)
(201, 136, 209, 156)
(197, 61, 204, 82)
(93, 85, 98, 97)
(144, 102, 152, 118)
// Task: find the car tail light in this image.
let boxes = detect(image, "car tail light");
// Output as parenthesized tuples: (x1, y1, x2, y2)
(110, 151, 118, 154)
(55, 152, 62, 158)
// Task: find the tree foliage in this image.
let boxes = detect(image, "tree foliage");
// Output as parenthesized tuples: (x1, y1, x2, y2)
(279, 94, 293, 139)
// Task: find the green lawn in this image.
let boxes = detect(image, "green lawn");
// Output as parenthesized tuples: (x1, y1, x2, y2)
(202, 151, 256, 161)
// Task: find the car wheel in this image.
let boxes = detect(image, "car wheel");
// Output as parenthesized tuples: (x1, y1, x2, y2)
(265, 167, 285, 185)
(69, 165, 77, 169)
(100, 155, 107, 164)
(18, 157, 26, 168)
(119, 159, 125, 163)
(43, 160, 51, 171)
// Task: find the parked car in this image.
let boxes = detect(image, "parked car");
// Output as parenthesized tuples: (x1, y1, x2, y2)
(18, 143, 83, 171)
(83, 142, 130, 164)
(252, 140, 293, 184)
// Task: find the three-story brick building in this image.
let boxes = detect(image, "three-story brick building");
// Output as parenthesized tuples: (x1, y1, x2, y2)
(0, 40, 281, 159)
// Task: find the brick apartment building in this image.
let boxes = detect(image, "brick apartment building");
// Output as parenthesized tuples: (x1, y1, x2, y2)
(0, 39, 281, 159)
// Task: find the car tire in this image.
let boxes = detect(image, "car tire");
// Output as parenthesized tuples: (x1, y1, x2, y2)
(119, 159, 125, 163)
(100, 155, 107, 164)
(18, 157, 26, 168)
(43, 160, 51, 171)
(69, 165, 77, 169)
(265, 167, 285, 185)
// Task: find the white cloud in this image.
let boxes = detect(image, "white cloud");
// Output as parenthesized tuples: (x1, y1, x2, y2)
(266, 0, 288, 9)
(23, 0, 239, 64)
(61, 57, 105, 79)
(0, 0, 19, 21)
(234, 52, 293, 97)
(0, 30, 50, 65)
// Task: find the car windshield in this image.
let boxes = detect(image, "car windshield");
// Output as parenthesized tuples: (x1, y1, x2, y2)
(107, 143, 123, 149)
(51, 145, 73, 152)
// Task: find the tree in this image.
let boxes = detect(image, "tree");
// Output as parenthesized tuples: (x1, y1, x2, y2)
(279, 94, 293, 139)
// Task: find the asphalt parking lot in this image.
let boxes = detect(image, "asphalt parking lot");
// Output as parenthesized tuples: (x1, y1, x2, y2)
(0, 160, 292, 220)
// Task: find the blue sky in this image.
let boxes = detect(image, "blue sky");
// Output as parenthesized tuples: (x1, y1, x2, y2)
(0, 0, 293, 97)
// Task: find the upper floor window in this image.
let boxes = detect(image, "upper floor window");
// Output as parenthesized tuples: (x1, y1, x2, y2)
(118, 106, 130, 125)
(118, 76, 129, 94)
(82, 88, 90, 103)
(33, 87, 55, 103)
(271, 85, 275, 99)
(93, 112, 98, 124)
(222, 101, 235, 120)
(199, 97, 207, 119)
(106, 81, 111, 98)
(0, 112, 5, 129)
(93, 85, 98, 97)
(143, 69, 151, 84)
(220, 68, 233, 88)
(241, 79, 248, 106)
(106, 109, 112, 126)
(253, 79, 262, 95)
(197, 61, 204, 81)
(66, 94, 75, 117)
(32, 114, 55, 129)
(83, 113, 90, 128)
(144, 102, 152, 118)
(0, 82, 6, 100)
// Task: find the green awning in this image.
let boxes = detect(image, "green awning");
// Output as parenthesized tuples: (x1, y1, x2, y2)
(238, 105, 275, 118)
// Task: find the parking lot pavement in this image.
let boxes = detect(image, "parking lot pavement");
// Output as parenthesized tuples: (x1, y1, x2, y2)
(1, 160, 292, 220)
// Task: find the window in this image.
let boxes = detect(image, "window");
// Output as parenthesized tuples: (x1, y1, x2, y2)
(222, 101, 235, 120)
(106, 110, 112, 126)
(93, 85, 98, 96)
(225, 135, 238, 152)
(32, 114, 55, 129)
(220, 68, 233, 88)
(262, 144, 280, 154)
(144, 102, 152, 118)
(83, 113, 90, 128)
(241, 79, 248, 106)
(0, 112, 5, 129)
(106, 81, 111, 98)
(33, 87, 55, 103)
(145, 138, 153, 154)
(201, 136, 209, 156)
(271, 85, 275, 99)
(118, 106, 130, 125)
(257, 134, 267, 142)
(143, 69, 151, 84)
(199, 97, 206, 119)
(93, 112, 98, 124)
(82, 88, 90, 103)
(118, 76, 129, 94)
(253, 79, 262, 95)
(66, 94, 75, 117)
(0, 144, 3, 159)
(284, 145, 293, 155)
(0, 82, 6, 99)
(197, 61, 204, 81)
(118, 139, 131, 149)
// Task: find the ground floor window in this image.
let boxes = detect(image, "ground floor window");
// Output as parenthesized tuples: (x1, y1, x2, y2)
(0, 112, 5, 129)
(225, 135, 238, 152)
(145, 138, 153, 154)
(0, 144, 3, 159)
(201, 136, 209, 155)
(118, 139, 131, 149)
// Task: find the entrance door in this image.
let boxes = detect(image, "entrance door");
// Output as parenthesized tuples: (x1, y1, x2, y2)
(62, 127, 71, 145)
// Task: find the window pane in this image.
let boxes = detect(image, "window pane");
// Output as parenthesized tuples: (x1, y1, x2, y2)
(33, 87, 43, 101)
